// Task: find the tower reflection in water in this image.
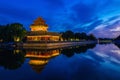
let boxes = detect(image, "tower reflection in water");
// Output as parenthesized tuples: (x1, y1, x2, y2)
(25, 49, 60, 73)
(0, 44, 96, 73)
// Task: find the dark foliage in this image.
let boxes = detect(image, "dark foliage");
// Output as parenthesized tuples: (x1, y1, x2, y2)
(61, 30, 96, 41)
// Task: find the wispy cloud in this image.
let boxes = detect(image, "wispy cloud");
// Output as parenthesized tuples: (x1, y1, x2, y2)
(90, 16, 120, 38)
(110, 27, 120, 32)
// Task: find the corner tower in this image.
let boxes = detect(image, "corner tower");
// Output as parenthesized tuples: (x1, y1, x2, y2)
(26, 17, 61, 42)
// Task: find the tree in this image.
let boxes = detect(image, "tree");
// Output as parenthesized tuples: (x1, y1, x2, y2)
(9, 23, 26, 42)
(0, 23, 26, 42)
(0, 25, 5, 42)
(0, 24, 11, 42)
(88, 34, 96, 40)
(62, 30, 74, 41)
(74, 33, 82, 40)
(80, 32, 88, 40)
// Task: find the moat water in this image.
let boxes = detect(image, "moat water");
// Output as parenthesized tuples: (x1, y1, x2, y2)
(0, 43, 120, 80)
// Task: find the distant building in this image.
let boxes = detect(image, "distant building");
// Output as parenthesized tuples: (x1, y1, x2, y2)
(26, 17, 61, 42)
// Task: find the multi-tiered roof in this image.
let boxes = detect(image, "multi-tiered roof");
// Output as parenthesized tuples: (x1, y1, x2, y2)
(31, 17, 48, 27)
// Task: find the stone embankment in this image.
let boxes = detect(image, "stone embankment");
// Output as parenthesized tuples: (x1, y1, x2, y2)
(22, 41, 97, 49)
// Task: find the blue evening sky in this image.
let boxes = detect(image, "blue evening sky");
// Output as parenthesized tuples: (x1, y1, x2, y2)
(0, 0, 120, 38)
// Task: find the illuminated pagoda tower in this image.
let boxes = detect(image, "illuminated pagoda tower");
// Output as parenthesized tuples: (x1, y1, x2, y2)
(26, 17, 61, 42)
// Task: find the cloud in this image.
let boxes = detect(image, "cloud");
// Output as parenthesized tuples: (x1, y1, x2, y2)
(84, 19, 103, 32)
(107, 15, 120, 22)
(67, 0, 120, 32)
(110, 27, 120, 32)
(92, 44, 120, 63)
(90, 19, 120, 38)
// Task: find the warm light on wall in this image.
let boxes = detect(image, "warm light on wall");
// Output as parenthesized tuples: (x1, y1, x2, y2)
(50, 36, 60, 41)
(30, 25, 48, 31)
(14, 49, 20, 54)
(14, 37, 20, 42)
(29, 60, 48, 65)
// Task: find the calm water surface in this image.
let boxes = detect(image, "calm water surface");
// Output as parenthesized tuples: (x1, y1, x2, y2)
(0, 44, 120, 80)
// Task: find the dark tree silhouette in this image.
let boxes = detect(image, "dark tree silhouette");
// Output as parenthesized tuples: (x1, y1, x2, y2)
(75, 33, 82, 40)
(61, 30, 96, 41)
(87, 34, 96, 40)
(0, 23, 26, 42)
(62, 30, 74, 41)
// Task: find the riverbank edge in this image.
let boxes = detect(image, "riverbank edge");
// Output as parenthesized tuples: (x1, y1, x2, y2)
(0, 41, 97, 49)
(22, 41, 97, 49)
